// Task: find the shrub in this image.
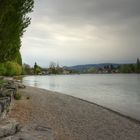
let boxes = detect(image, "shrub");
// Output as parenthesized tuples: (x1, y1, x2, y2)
(119, 65, 132, 73)
(5, 61, 22, 76)
(14, 92, 22, 100)
(0, 63, 6, 75)
(0, 79, 6, 87)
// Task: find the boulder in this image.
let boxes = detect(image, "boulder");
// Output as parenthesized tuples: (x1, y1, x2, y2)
(15, 83, 26, 89)
(4, 84, 17, 93)
(0, 89, 14, 98)
(1, 133, 38, 140)
(0, 97, 11, 114)
(0, 119, 21, 138)
(1, 128, 54, 140)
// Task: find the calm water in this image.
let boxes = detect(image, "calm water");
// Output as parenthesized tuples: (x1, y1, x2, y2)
(22, 74, 140, 121)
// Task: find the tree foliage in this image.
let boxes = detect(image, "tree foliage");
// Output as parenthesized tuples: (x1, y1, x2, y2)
(136, 58, 140, 73)
(119, 64, 136, 73)
(87, 67, 96, 73)
(0, 63, 6, 75)
(0, 0, 34, 62)
(34, 62, 41, 75)
(0, 61, 22, 76)
(23, 63, 33, 75)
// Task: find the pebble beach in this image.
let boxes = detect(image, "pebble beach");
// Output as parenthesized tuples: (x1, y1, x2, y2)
(9, 86, 140, 140)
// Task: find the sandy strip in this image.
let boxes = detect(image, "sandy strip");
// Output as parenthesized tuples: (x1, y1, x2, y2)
(9, 86, 140, 140)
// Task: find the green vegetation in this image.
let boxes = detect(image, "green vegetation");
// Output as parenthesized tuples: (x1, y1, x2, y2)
(21, 59, 140, 75)
(119, 64, 133, 73)
(22, 62, 75, 75)
(0, 63, 6, 75)
(5, 61, 22, 76)
(14, 92, 22, 100)
(48, 62, 63, 74)
(34, 62, 41, 75)
(0, 0, 34, 76)
(87, 67, 96, 73)
(0, 61, 22, 76)
(0, 0, 34, 62)
(83, 58, 140, 74)
(0, 79, 6, 86)
(22, 63, 33, 75)
(136, 58, 140, 73)
(118, 59, 140, 73)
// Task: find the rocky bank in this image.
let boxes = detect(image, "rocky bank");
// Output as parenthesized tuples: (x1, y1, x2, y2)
(0, 77, 54, 140)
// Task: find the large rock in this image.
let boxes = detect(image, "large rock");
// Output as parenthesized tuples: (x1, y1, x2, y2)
(0, 119, 21, 138)
(1, 133, 38, 140)
(1, 126, 54, 140)
(0, 89, 14, 98)
(0, 97, 11, 119)
(4, 83, 17, 94)
(15, 82, 26, 89)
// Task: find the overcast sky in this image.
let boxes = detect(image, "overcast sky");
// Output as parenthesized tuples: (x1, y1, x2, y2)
(21, 0, 140, 67)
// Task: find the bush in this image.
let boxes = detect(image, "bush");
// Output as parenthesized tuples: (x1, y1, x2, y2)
(119, 64, 135, 73)
(14, 92, 22, 100)
(0, 61, 22, 76)
(0, 79, 6, 87)
(5, 61, 22, 76)
(0, 63, 6, 75)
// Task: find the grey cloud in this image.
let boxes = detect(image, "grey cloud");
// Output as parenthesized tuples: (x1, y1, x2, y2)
(34, 0, 140, 26)
(21, 0, 140, 66)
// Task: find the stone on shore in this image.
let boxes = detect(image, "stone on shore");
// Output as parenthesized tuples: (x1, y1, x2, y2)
(1, 133, 38, 140)
(0, 97, 11, 119)
(0, 119, 21, 138)
(0, 79, 37, 140)
(15, 82, 26, 89)
(1, 126, 54, 140)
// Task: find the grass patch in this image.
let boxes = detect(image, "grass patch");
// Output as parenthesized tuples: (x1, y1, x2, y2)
(0, 79, 7, 88)
(14, 92, 22, 100)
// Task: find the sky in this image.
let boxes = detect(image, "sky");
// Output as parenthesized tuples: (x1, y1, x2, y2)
(21, 0, 140, 67)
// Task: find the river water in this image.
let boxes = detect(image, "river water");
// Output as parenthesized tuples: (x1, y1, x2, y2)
(22, 74, 140, 121)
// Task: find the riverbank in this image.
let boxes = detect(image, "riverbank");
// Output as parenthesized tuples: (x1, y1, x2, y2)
(9, 86, 140, 140)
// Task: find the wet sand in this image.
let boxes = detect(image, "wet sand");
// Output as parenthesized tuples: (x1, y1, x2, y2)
(9, 86, 140, 140)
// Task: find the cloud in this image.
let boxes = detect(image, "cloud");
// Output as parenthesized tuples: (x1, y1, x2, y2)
(21, 0, 140, 66)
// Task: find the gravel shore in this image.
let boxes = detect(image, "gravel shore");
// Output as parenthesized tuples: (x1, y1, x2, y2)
(9, 86, 140, 140)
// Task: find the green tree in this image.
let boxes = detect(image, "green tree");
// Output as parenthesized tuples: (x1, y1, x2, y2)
(34, 62, 41, 75)
(0, 0, 34, 62)
(87, 67, 96, 73)
(129, 64, 135, 73)
(0, 63, 6, 75)
(11, 50, 22, 65)
(119, 65, 131, 73)
(136, 58, 140, 73)
(5, 61, 22, 76)
(49, 62, 57, 74)
(23, 63, 33, 75)
(110, 64, 114, 70)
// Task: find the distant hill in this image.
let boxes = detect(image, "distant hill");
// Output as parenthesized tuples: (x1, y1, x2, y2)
(64, 63, 120, 72)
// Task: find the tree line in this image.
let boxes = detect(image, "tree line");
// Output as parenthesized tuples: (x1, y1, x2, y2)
(22, 62, 77, 75)
(0, 0, 34, 76)
(118, 58, 140, 73)
(22, 59, 140, 75)
(86, 58, 140, 74)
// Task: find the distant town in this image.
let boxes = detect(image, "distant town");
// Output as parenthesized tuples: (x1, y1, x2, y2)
(22, 58, 140, 75)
